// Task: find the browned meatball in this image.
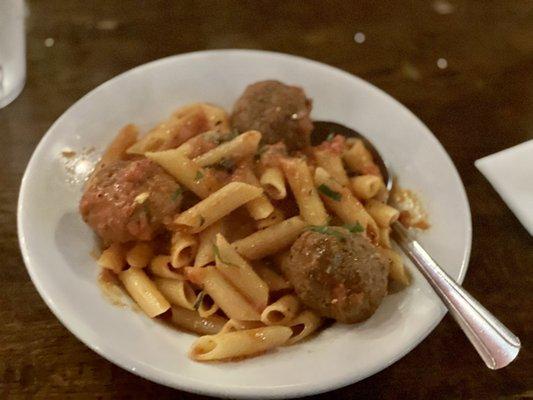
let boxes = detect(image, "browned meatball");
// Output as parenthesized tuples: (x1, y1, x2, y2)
(231, 80, 313, 150)
(80, 159, 181, 243)
(282, 228, 389, 323)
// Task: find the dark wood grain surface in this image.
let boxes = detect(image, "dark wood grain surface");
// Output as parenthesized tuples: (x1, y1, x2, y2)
(1, 1, 532, 399)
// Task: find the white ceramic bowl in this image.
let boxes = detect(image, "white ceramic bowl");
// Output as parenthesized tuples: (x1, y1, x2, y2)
(18, 50, 471, 398)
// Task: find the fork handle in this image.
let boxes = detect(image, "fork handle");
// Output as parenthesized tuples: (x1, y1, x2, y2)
(391, 222, 520, 369)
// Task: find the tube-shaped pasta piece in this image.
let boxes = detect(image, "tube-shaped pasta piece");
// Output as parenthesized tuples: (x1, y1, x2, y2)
(146, 148, 218, 198)
(350, 175, 385, 200)
(214, 234, 269, 310)
(88, 125, 139, 186)
(365, 199, 400, 228)
(280, 157, 328, 226)
(98, 243, 125, 274)
(232, 216, 308, 260)
(343, 138, 381, 176)
(256, 208, 285, 230)
(380, 248, 410, 286)
(170, 231, 197, 268)
(170, 306, 226, 335)
(188, 266, 261, 320)
(313, 148, 349, 186)
(154, 277, 196, 310)
(286, 310, 322, 345)
(193, 130, 261, 167)
(148, 255, 182, 279)
(232, 162, 274, 220)
(119, 268, 170, 318)
(194, 221, 223, 267)
(260, 295, 300, 326)
(260, 167, 286, 200)
(128, 104, 224, 155)
(314, 167, 379, 243)
(196, 292, 219, 318)
(254, 263, 291, 292)
(190, 326, 292, 361)
(378, 227, 392, 249)
(220, 319, 264, 334)
(126, 242, 153, 269)
(174, 182, 263, 233)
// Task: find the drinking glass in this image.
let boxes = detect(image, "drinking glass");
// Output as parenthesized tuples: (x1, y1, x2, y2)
(0, 0, 26, 109)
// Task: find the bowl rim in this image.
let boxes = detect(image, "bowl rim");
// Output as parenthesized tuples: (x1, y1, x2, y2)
(17, 49, 472, 399)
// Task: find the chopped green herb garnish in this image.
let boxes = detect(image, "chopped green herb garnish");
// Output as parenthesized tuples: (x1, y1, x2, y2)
(318, 184, 342, 201)
(212, 244, 221, 259)
(326, 132, 335, 141)
(199, 215, 205, 226)
(194, 170, 204, 181)
(193, 291, 205, 310)
(343, 222, 364, 233)
(308, 225, 346, 239)
(171, 187, 183, 201)
(212, 157, 235, 172)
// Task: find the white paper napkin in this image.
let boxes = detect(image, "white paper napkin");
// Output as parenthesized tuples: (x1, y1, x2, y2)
(475, 140, 533, 235)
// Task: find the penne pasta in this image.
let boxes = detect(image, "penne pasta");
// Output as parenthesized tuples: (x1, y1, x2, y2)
(170, 231, 198, 268)
(170, 306, 226, 335)
(126, 242, 153, 269)
(256, 208, 285, 230)
(98, 243, 125, 274)
(314, 167, 379, 243)
(254, 263, 291, 292)
(343, 138, 381, 176)
(190, 326, 292, 361)
(260, 167, 287, 200)
(146, 148, 218, 198)
(378, 226, 392, 249)
(260, 295, 300, 326)
(232, 216, 308, 260)
(220, 319, 264, 334)
(128, 103, 228, 155)
(119, 268, 170, 318)
(214, 234, 269, 310)
(286, 310, 322, 345)
(196, 292, 220, 318)
(380, 248, 410, 286)
(193, 130, 261, 167)
(88, 124, 139, 186)
(148, 255, 182, 279)
(174, 182, 263, 233)
(280, 157, 329, 226)
(350, 175, 385, 200)
(313, 148, 349, 186)
(365, 199, 400, 228)
(232, 161, 274, 220)
(154, 277, 196, 310)
(188, 266, 261, 321)
(194, 220, 223, 267)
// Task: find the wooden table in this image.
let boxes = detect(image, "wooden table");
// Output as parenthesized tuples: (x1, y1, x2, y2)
(1, 1, 531, 398)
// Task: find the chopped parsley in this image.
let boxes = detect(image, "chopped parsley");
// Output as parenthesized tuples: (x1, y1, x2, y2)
(326, 132, 335, 142)
(308, 223, 364, 239)
(308, 225, 345, 239)
(318, 184, 342, 201)
(194, 170, 204, 182)
(171, 187, 183, 201)
(212, 244, 221, 260)
(343, 222, 364, 233)
(212, 157, 235, 172)
(193, 291, 205, 310)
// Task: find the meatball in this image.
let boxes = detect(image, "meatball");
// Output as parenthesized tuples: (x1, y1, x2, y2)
(231, 80, 313, 151)
(282, 228, 389, 323)
(80, 159, 181, 243)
